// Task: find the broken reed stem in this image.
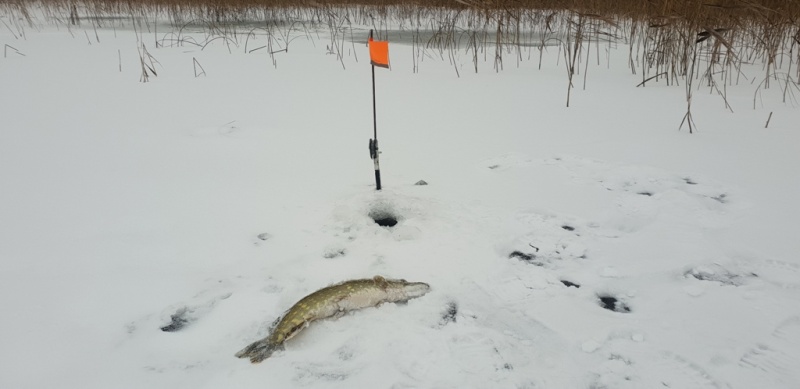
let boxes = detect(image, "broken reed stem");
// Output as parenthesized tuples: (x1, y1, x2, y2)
(193, 56, 206, 77)
(4, 43, 25, 57)
(637, 72, 668, 87)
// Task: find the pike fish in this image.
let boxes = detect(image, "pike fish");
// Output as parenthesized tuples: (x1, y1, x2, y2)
(235, 275, 430, 363)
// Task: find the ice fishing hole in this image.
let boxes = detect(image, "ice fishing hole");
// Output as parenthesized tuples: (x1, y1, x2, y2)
(373, 216, 397, 227)
(598, 295, 630, 313)
(368, 208, 399, 227)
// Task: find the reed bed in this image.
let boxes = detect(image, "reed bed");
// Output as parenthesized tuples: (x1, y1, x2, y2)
(2, 0, 799, 129)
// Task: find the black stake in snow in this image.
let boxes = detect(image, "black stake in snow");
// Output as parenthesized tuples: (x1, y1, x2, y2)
(370, 63, 381, 190)
(367, 30, 388, 191)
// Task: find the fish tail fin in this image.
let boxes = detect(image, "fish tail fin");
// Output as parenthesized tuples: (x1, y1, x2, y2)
(235, 338, 282, 363)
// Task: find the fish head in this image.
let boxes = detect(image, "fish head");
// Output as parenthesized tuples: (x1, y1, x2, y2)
(380, 277, 431, 301)
(401, 281, 431, 299)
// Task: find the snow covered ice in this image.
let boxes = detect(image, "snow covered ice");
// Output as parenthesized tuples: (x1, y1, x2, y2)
(1, 9, 800, 389)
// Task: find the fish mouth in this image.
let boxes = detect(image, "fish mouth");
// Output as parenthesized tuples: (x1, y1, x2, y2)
(402, 282, 431, 298)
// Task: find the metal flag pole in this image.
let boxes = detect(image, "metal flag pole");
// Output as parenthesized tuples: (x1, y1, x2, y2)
(368, 30, 382, 191)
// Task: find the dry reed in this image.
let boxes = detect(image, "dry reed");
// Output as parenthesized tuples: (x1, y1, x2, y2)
(2, 0, 799, 128)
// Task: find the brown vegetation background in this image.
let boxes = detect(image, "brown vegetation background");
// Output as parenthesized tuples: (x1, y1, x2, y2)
(2, 0, 798, 127)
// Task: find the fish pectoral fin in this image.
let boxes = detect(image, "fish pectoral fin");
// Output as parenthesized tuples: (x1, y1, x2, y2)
(284, 320, 310, 341)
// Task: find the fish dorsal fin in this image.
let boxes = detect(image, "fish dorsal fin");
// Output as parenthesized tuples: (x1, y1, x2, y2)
(373, 275, 388, 290)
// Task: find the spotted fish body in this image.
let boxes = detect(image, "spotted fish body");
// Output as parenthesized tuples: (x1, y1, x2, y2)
(235, 276, 430, 363)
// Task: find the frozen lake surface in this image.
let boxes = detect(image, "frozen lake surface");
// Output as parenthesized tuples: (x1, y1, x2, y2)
(1, 11, 799, 389)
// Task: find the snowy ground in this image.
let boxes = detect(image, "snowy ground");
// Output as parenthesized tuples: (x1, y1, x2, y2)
(1, 14, 800, 389)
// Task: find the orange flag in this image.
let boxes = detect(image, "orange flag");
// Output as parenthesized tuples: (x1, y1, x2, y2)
(369, 35, 389, 68)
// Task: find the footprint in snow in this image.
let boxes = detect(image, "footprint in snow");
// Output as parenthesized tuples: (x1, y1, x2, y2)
(736, 258, 800, 291)
(445, 333, 516, 382)
(561, 280, 581, 288)
(585, 344, 730, 389)
(544, 155, 738, 230)
(597, 294, 631, 313)
(481, 152, 534, 171)
(132, 278, 238, 334)
(293, 363, 350, 385)
(646, 351, 730, 389)
(253, 232, 272, 246)
(439, 301, 458, 326)
(504, 215, 590, 269)
(322, 244, 347, 259)
(684, 263, 755, 287)
(160, 291, 233, 332)
(739, 316, 800, 387)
